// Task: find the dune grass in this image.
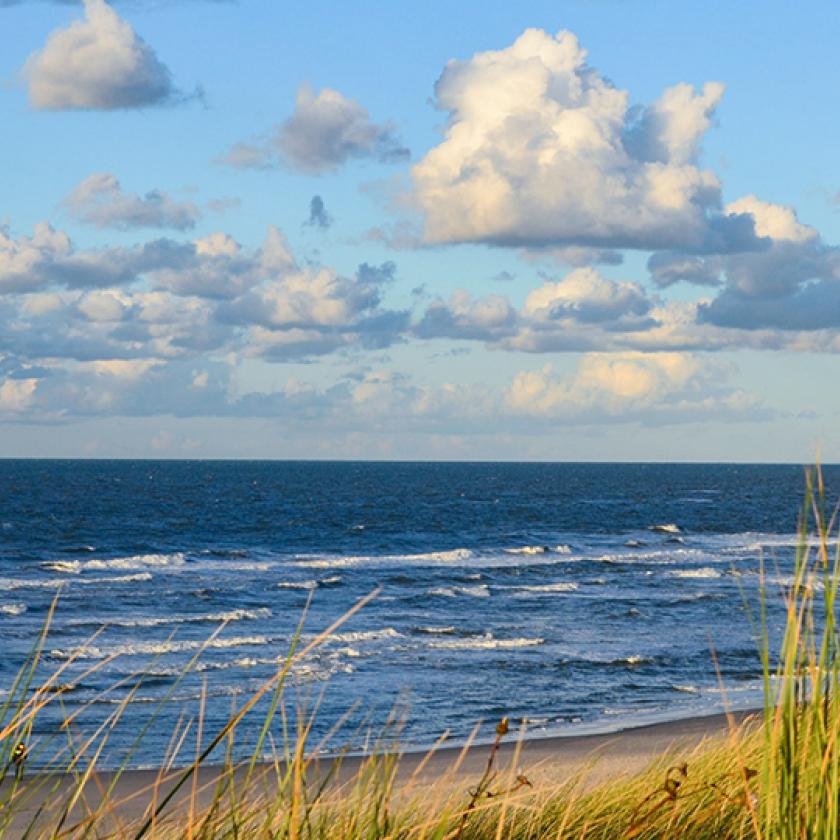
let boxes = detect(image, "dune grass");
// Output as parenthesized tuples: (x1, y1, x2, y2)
(0, 468, 838, 838)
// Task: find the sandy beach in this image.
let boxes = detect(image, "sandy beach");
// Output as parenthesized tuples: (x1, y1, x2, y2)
(4, 709, 758, 835)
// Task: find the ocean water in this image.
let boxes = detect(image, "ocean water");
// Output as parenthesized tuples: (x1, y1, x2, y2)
(0, 460, 836, 768)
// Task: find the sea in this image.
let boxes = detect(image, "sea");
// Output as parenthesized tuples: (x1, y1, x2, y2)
(0, 460, 836, 769)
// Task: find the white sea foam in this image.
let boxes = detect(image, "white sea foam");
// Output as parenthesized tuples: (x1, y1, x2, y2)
(504, 546, 549, 555)
(650, 523, 682, 534)
(294, 548, 474, 569)
(0, 572, 152, 590)
(511, 582, 578, 594)
(324, 628, 402, 643)
(428, 584, 490, 598)
(503, 544, 573, 556)
(596, 548, 708, 565)
(416, 626, 456, 635)
(43, 561, 83, 574)
(428, 633, 544, 650)
(276, 580, 318, 590)
(277, 575, 341, 590)
(667, 568, 721, 579)
(0, 603, 26, 616)
(44, 553, 186, 574)
(50, 635, 271, 661)
(66, 607, 271, 628)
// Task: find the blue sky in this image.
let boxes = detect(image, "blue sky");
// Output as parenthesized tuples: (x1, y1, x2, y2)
(0, 0, 838, 460)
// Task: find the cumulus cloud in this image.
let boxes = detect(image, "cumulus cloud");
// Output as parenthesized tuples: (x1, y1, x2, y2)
(647, 196, 840, 330)
(65, 173, 201, 230)
(0, 377, 38, 414)
(222, 260, 406, 359)
(23, 0, 185, 110)
(623, 82, 725, 166)
(504, 352, 759, 423)
(220, 85, 409, 173)
(417, 268, 659, 349)
(416, 290, 517, 341)
(0, 222, 144, 291)
(305, 195, 332, 229)
(411, 28, 757, 253)
(413, 257, 840, 354)
(521, 268, 654, 328)
(0, 219, 409, 379)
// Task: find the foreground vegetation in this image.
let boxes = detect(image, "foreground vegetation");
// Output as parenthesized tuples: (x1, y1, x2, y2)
(0, 469, 838, 838)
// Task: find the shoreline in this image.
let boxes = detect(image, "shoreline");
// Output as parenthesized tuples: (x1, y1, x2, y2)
(6, 707, 760, 833)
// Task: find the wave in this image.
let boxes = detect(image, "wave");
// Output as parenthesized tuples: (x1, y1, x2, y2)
(0, 572, 152, 590)
(294, 548, 475, 570)
(276, 580, 317, 590)
(413, 625, 456, 635)
(610, 655, 654, 666)
(428, 633, 544, 650)
(90, 553, 187, 570)
(193, 651, 358, 681)
(428, 584, 490, 599)
(595, 548, 709, 565)
(649, 524, 682, 534)
(66, 607, 271, 629)
(323, 628, 402, 643)
(44, 553, 186, 574)
(50, 635, 272, 661)
(42, 561, 83, 574)
(511, 582, 578, 594)
(0, 603, 26, 616)
(276, 575, 342, 591)
(671, 684, 701, 694)
(504, 544, 572, 556)
(667, 568, 721, 579)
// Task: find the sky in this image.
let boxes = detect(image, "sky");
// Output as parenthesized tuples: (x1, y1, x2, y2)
(0, 0, 839, 461)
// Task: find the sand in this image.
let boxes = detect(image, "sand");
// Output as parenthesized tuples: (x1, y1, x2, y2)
(3, 709, 757, 835)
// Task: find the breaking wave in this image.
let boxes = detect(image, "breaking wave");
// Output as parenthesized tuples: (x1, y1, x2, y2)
(50, 635, 272, 661)
(649, 524, 682, 534)
(0, 572, 152, 590)
(667, 568, 722, 579)
(44, 553, 186, 574)
(66, 607, 271, 629)
(323, 628, 402, 644)
(504, 544, 572, 556)
(428, 633, 544, 650)
(510, 582, 578, 594)
(294, 548, 475, 569)
(428, 584, 490, 598)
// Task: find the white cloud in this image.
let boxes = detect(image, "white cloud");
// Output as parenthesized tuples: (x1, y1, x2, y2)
(417, 268, 658, 349)
(725, 195, 816, 244)
(24, 0, 181, 111)
(220, 85, 409, 174)
(65, 173, 200, 230)
(416, 290, 517, 341)
(623, 82, 725, 166)
(0, 219, 409, 375)
(646, 196, 840, 330)
(0, 378, 38, 413)
(411, 29, 749, 252)
(521, 267, 653, 326)
(504, 352, 754, 421)
(0, 223, 143, 291)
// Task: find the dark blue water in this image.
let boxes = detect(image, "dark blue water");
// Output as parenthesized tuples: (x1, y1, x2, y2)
(0, 460, 834, 769)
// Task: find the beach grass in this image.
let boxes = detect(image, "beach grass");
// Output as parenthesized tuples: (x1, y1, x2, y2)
(0, 468, 838, 838)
